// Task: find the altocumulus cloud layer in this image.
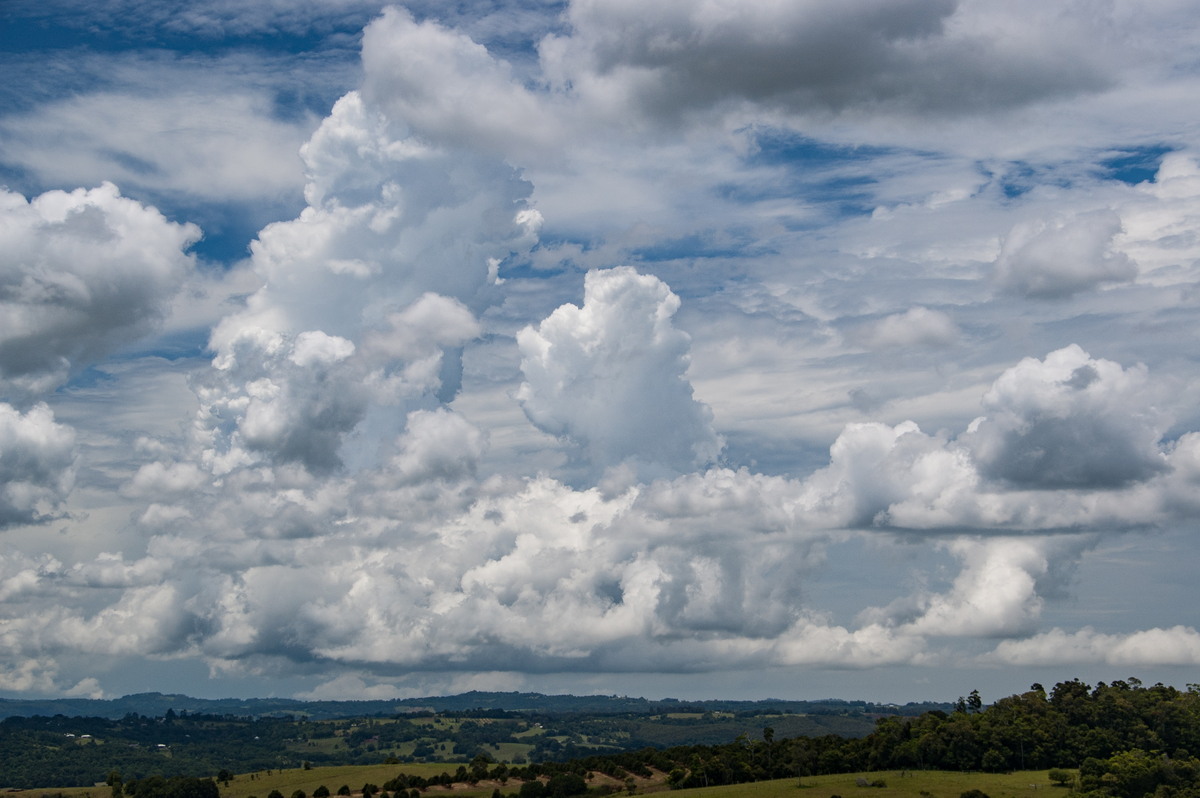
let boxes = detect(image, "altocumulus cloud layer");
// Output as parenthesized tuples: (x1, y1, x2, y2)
(2, 0, 1200, 701)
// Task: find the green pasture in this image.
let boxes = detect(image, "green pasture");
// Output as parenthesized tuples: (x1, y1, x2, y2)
(27, 768, 1071, 798)
(678, 771, 1065, 798)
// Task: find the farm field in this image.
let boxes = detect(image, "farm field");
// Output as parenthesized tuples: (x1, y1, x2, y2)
(23, 768, 1068, 798)
(677, 771, 1063, 798)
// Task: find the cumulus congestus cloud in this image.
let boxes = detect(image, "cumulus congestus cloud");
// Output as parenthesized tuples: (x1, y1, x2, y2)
(517, 267, 723, 478)
(194, 76, 542, 475)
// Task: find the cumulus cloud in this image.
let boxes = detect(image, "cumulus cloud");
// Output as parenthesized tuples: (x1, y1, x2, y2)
(796, 345, 1181, 531)
(184, 468, 831, 672)
(994, 210, 1137, 298)
(212, 90, 535, 345)
(30, 464, 835, 676)
(991, 625, 1200, 666)
(192, 70, 540, 475)
(54, 583, 196, 658)
(0, 183, 199, 396)
(360, 7, 558, 159)
(387, 408, 487, 485)
(5, 338, 1195, 682)
(798, 420, 979, 529)
(196, 327, 366, 474)
(0, 656, 60, 694)
(293, 672, 405, 701)
(194, 291, 488, 476)
(517, 267, 723, 476)
(966, 345, 1169, 489)
(9, 0, 1200, 698)
(857, 306, 960, 350)
(61, 342, 1186, 679)
(0, 403, 77, 527)
(890, 536, 1088, 638)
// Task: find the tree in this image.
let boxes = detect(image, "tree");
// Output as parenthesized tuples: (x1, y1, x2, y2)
(546, 773, 587, 798)
(519, 780, 545, 798)
(314, 788, 330, 798)
(981, 749, 1008, 773)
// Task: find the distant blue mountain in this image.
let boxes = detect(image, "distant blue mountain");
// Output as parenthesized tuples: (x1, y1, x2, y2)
(0, 690, 950, 720)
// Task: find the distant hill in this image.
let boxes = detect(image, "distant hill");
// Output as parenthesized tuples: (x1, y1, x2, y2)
(0, 690, 951, 721)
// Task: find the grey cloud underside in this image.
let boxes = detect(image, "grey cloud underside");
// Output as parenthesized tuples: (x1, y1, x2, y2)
(0, 184, 199, 396)
(547, 0, 1112, 123)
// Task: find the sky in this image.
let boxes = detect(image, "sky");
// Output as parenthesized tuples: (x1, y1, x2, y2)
(0, 0, 1199, 706)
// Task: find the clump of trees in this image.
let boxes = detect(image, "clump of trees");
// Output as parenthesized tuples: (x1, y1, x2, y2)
(482, 679, 1200, 798)
(120, 776, 219, 798)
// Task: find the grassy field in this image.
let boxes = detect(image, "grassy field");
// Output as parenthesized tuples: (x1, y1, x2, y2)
(218, 763, 497, 798)
(675, 771, 1066, 798)
(25, 768, 1069, 798)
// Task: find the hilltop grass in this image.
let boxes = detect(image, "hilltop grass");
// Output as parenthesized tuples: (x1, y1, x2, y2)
(27, 768, 1069, 798)
(675, 771, 1065, 798)
(220, 764, 463, 798)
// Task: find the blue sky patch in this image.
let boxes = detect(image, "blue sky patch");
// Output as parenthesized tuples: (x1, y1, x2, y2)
(1098, 144, 1175, 185)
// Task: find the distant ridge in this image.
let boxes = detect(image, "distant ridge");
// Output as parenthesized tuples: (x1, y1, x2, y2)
(0, 690, 951, 720)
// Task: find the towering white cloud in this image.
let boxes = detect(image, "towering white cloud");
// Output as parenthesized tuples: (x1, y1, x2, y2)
(517, 267, 723, 475)
(360, 7, 558, 159)
(195, 58, 541, 475)
(211, 90, 537, 347)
